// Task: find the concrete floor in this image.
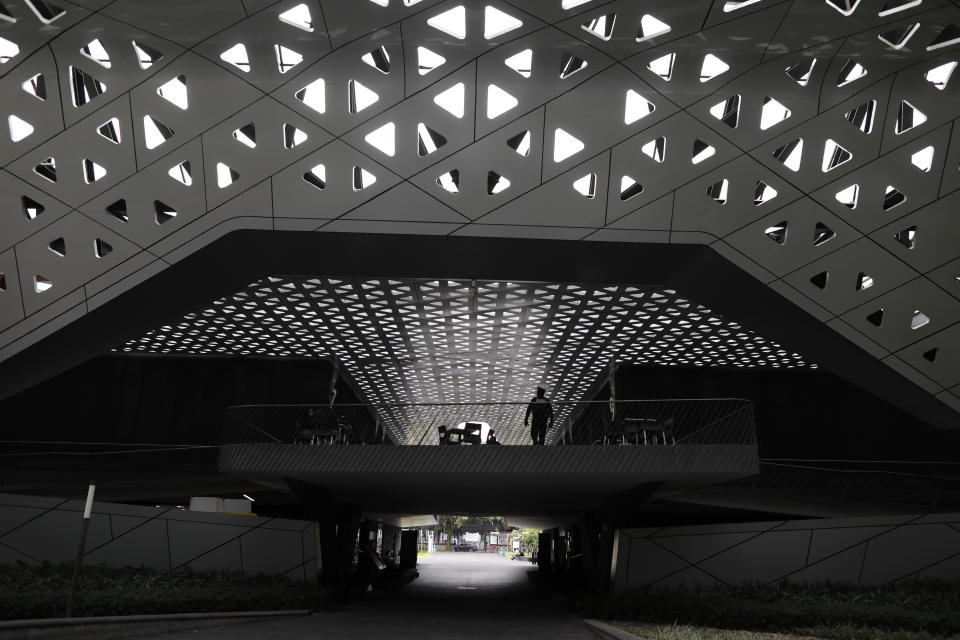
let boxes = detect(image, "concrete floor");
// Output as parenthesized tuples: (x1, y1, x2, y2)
(151, 552, 596, 639)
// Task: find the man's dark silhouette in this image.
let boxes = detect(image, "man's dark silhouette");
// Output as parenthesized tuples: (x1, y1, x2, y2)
(524, 387, 554, 445)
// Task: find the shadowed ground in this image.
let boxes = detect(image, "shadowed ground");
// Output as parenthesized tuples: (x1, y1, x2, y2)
(151, 552, 594, 639)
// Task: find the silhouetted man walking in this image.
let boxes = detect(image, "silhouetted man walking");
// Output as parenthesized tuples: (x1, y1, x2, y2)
(524, 387, 554, 445)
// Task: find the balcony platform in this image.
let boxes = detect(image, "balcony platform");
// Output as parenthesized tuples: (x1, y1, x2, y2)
(219, 443, 758, 515)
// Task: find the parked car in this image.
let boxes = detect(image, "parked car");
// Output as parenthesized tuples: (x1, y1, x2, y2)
(453, 542, 478, 552)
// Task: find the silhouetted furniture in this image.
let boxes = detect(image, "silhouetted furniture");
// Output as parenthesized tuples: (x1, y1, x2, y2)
(463, 422, 483, 444)
(606, 417, 675, 445)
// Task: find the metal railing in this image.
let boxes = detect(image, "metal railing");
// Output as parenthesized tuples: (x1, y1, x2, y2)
(720, 461, 960, 510)
(222, 398, 756, 447)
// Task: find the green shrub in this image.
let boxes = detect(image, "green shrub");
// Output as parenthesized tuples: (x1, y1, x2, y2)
(0, 562, 331, 620)
(573, 581, 960, 639)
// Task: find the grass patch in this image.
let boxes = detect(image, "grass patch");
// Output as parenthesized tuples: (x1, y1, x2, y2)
(613, 622, 824, 640)
(0, 562, 333, 620)
(574, 582, 960, 640)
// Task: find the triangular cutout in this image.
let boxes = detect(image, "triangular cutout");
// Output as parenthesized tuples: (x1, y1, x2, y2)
(8, 114, 33, 142)
(82, 158, 107, 183)
(232, 122, 257, 149)
(878, 22, 919, 49)
(352, 165, 377, 190)
(279, 4, 314, 32)
(813, 222, 835, 246)
(216, 162, 239, 188)
(559, 52, 588, 79)
(132, 41, 163, 70)
(417, 123, 447, 156)
(810, 271, 829, 290)
(361, 46, 391, 74)
(927, 24, 960, 51)
(70, 66, 107, 107)
(572, 173, 597, 198)
(866, 308, 884, 327)
(844, 100, 876, 134)
(883, 185, 906, 211)
(487, 83, 518, 119)
(437, 169, 460, 194)
(826, 0, 862, 16)
(910, 146, 934, 172)
(283, 123, 307, 149)
(220, 43, 250, 72)
(154, 200, 177, 225)
(760, 97, 791, 130)
(636, 14, 670, 42)
(364, 121, 396, 156)
(80, 38, 111, 69)
(910, 310, 930, 330)
(856, 272, 874, 291)
(143, 115, 175, 149)
(417, 46, 446, 76)
(837, 59, 867, 87)
(0, 35, 19, 64)
(624, 90, 654, 125)
(168, 161, 192, 186)
(754, 181, 777, 206)
(487, 170, 510, 195)
(34, 275, 52, 293)
(923, 348, 938, 362)
(835, 184, 859, 208)
(821, 139, 852, 172)
(581, 13, 616, 41)
(647, 53, 675, 81)
(22, 196, 44, 220)
(553, 128, 584, 162)
(764, 221, 787, 245)
(427, 5, 466, 39)
(96, 117, 121, 144)
(700, 53, 729, 83)
(894, 224, 917, 249)
(484, 5, 522, 39)
(895, 100, 927, 134)
(709, 95, 740, 128)
(925, 61, 956, 90)
(34, 157, 57, 182)
(94, 238, 112, 258)
(275, 44, 303, 74)
(620, 176, 643, 200)
(48, 237, 65, 256)
(303, 164, 326, 190)
(691, 139, 715, 164)
(348, 79, 379, 114)
(706, 179, 728, 204)
(434, 82, 465, 118)
(506, 130, 531, 157)
(21, 73, 47, 100)
(642, 137, 666, 163)
(106, 199, 128, 222)
(157, 74, 188, 110)
(785, 58, 816, 86)
(505, 49, 532, 78)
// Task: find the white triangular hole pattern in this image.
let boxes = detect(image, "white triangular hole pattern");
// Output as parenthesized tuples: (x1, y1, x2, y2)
(119, 277, 815, 443)
(0, 0, 958, 420)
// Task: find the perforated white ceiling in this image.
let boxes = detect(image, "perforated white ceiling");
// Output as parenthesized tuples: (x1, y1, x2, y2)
(1, 0, 959, 417)
(119, 277, 814, 442)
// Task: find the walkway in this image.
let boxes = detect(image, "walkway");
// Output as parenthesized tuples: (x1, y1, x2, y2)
(151, 552, 595, 639)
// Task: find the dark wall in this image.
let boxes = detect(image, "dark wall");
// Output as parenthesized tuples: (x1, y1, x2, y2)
(612, 365, 960, 463)
(0, 354, 354, 446)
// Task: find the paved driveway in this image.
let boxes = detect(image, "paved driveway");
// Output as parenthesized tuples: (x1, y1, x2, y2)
(150, 552, 594, 639)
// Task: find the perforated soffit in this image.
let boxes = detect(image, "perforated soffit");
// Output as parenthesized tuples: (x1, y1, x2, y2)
(0, 0, 958, 414)
(120, 277, 814, 408)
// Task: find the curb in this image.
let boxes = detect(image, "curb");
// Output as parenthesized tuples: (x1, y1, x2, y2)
(0, 609, 312, 640)
(584, 618, 646, 640)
